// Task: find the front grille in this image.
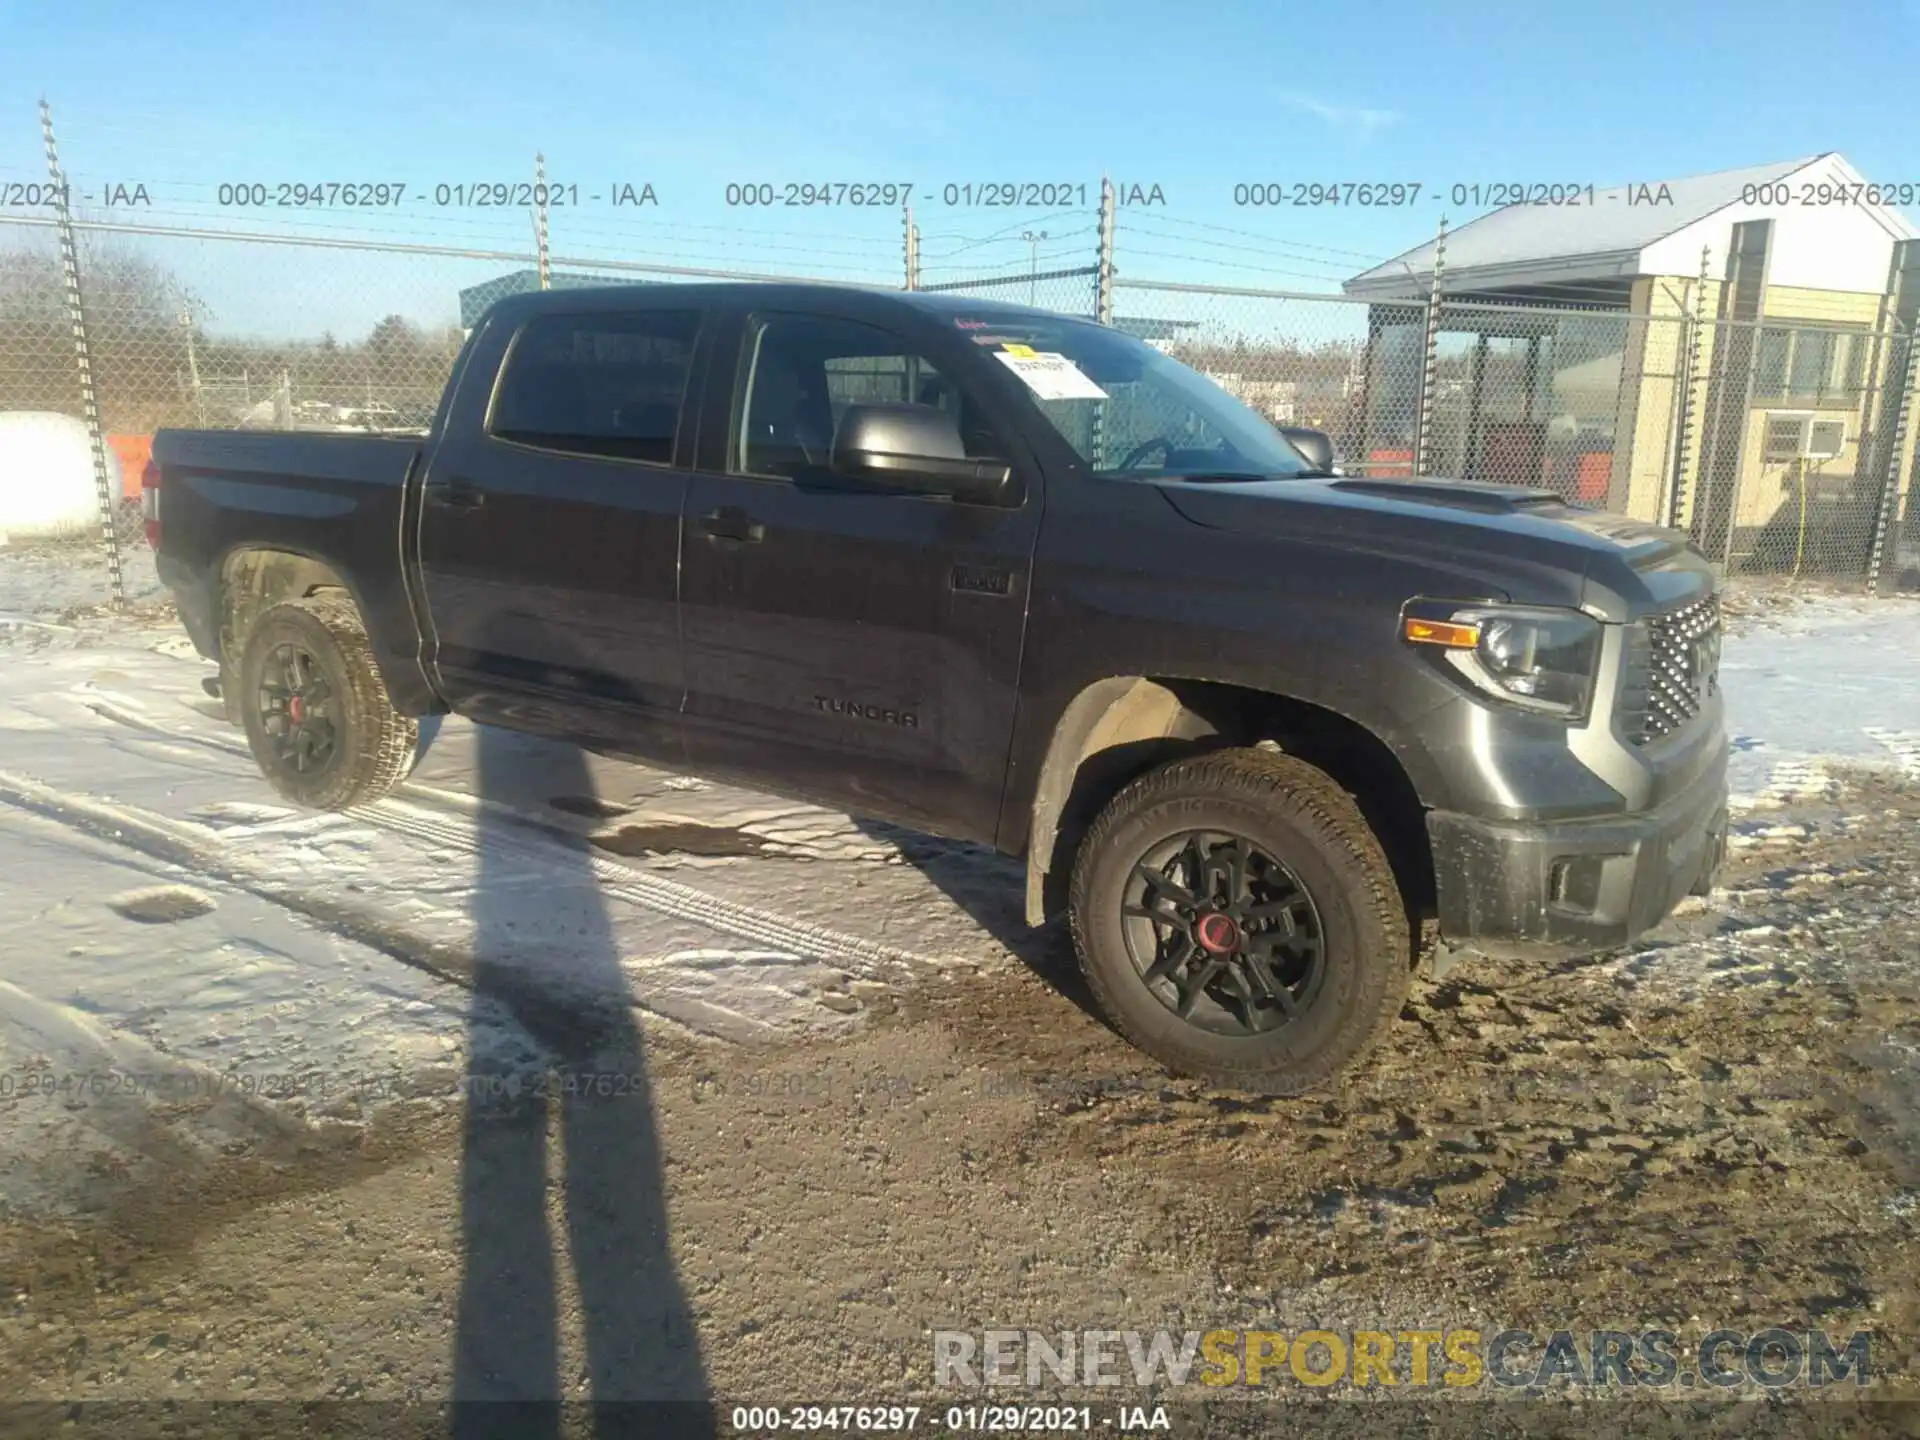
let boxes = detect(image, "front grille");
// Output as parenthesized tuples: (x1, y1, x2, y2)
(1619, 593, 1721, 746)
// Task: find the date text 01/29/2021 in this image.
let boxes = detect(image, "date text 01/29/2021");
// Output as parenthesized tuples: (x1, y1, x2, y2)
(207, 181, 659, 208)
(727, 1405, 1170, 1432)
(721, 182, 1168, 207)
(1228, 181, 1680, 208)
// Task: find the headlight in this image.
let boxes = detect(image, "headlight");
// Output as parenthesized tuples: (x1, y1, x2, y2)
(1401, 600, 1602, 719)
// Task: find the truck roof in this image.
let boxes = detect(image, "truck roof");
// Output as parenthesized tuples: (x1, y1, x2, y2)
(477, 281, 1080, 327)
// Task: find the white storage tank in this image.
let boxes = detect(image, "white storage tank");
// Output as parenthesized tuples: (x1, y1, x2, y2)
(0, 411, 122, 540)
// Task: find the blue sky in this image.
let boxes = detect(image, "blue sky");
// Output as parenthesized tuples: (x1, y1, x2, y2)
(2, 0, 1917, 339)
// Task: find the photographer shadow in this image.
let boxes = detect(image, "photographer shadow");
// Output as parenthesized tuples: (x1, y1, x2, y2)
(448, 678, 712, 1438)
(849, 816, 1102, 1023)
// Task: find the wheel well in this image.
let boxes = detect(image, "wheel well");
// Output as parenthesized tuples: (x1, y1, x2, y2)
(217, 549, 355, 722)
(1024, 677, 1435, 931)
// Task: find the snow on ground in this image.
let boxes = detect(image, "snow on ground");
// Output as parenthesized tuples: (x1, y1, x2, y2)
(1721, 591, 1920, 806)
(0, 543, 1036, 1223)
(0, 529, 164, 616)
(1, 541, 1917, 1224)
(0, 806, 485, 1220)
(1712, 593, 1920, 930)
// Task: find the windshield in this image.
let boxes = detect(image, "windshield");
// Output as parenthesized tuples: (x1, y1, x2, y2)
(949, 313, 1317, 480)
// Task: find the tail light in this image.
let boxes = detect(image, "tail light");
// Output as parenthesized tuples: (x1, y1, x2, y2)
(140, 458, 161, 548)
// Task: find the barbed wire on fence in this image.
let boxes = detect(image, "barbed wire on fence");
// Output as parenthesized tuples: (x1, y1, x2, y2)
(3, 176, 1916, 597)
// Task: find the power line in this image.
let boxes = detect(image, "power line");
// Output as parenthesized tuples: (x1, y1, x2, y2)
(0, 166, 917, 249)
(524, 227, 908, 265)
(918, 211, 1092, 258)
(1112, 245, 1357, 287)
(15, 208, 916, 281)
(1117, 218, 1357, 275)
(918, 240, 1097, 278)
(1132, 212, 1391, 263)
(37, 197, 910, 253)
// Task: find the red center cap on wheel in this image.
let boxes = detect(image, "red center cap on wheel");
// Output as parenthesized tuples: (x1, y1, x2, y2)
(288, 695, 306, 723)
(1195, 911, 1240, 955)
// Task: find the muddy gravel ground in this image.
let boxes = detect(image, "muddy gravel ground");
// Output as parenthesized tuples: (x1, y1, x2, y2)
(1, 758, 1916, 1437)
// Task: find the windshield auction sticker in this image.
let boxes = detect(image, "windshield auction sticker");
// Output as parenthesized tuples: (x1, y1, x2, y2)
(994, 349, 1108, 400)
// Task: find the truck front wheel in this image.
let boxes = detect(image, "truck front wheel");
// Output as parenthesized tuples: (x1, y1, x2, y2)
(1068, 748, 1411, 1095)
(236, 595, 418, 811)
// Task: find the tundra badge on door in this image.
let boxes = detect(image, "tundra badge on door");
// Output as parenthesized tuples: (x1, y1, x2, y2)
(813, 695, 920, 728)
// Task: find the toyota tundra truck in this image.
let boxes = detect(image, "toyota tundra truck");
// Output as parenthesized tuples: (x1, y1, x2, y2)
(145, 282, 1729, 1094)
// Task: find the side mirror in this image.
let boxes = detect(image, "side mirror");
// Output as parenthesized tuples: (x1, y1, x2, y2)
(1279, 426, 1338, 474)
(832, 403, 1017, 505)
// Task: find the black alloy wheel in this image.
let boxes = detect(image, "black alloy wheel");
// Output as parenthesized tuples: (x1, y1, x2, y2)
(1122, 830, 1327, 1037)
(235, 596, 418, 811)
(256, 639, 340, 779)
(1067, 748, 1411, 1094)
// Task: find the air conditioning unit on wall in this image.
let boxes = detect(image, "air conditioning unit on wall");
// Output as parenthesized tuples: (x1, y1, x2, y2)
(1761, 412, 1848, 464)
(1805, 418, 1847, 459)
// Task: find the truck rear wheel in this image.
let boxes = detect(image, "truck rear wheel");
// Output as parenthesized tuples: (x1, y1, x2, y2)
(236, 595, 418, 811)
(1068, 748, 1410, 1095)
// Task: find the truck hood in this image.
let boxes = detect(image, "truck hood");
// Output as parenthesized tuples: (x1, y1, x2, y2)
(1157, 475, 1711, 620)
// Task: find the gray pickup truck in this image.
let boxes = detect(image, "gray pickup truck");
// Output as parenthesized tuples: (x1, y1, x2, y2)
(147, 282, 1729, 1093)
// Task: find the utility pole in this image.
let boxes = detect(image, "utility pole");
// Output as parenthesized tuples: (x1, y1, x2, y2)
(180, 308, 204, 425)
(1021, 230, 1048, 305)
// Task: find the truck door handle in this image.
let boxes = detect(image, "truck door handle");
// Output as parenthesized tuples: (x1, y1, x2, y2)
(424, 477, 486, 509)
(696, 506, 764, 544)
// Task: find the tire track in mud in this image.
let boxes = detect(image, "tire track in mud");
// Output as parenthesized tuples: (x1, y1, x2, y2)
(973, 784, 1920, 1370)
(1730, 755, 1839, 813)
(1866, 727, 1920, 782)
(364, 793, 951, 976)
(0, 769, 950, 1034)
(54, 686, 959, 975)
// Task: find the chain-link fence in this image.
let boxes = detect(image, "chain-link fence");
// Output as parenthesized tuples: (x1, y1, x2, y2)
(4, 191, 1917, 603)
(919, 265, 1101, 319)
(1107, 283, 1694, 511)
(1690, 314, 1916, 585)
(1106, 278, 1918, 589)
(70, 227, 492, 435)
(1111, 281, 1419, 477)
(0, 224, 85, 418)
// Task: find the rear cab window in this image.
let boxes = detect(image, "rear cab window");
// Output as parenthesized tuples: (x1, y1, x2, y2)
(488, 309, 702, 465)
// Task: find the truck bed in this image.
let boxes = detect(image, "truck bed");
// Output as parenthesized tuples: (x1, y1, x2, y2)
(149, 429, 429, 708)
(151, 429, 422, 492)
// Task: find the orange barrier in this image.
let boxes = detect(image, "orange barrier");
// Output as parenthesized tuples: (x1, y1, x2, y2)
(1365, 447, 1414, 477)
(1574, 452, 1611, 503)
(108, 434, 152, 499)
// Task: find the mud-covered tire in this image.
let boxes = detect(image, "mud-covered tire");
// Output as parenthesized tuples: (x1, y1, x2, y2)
(1068, 747, 1410, 1095)
(235, 595, 417, 811)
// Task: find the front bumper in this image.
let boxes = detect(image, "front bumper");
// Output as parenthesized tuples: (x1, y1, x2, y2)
(1427, 742, 1728, 962)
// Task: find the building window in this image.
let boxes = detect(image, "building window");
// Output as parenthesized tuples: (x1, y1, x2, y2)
(1752, 326, 1869, 408)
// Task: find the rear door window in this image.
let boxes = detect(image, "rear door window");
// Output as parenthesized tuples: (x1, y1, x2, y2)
(489, 310, 701, 465)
